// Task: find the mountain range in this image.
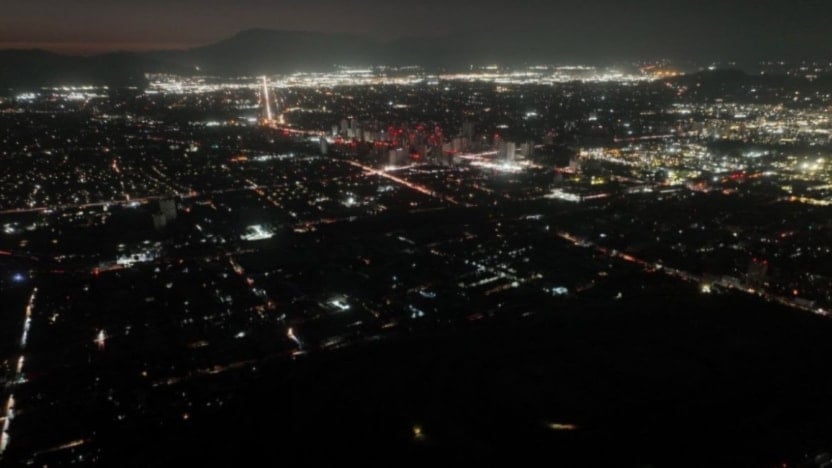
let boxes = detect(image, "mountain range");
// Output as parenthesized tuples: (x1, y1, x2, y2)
(0, 28, 636, 88)
(0, 29, 827, 89)
(0, 29, 458, 88)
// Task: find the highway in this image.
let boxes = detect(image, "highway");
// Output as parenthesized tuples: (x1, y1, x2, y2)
(0, 288, 37, 459)
(346, 160, 460, 205)
(0, 184, 283, 216)
(556, 231, 829, 318)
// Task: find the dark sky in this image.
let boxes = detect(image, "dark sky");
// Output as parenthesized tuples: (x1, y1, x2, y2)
(2, 0, 831, 59)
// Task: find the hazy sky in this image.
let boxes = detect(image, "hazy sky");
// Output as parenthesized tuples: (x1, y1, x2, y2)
(1, 0, 831, 58)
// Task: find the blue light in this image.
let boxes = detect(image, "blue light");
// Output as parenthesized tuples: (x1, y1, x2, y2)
(12, 273, 25, 282)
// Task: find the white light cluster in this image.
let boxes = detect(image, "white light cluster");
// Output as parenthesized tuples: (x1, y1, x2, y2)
(145, 65, 653, 96)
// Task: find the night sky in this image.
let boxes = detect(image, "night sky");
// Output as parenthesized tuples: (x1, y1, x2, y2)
(2, 0, 831, 59)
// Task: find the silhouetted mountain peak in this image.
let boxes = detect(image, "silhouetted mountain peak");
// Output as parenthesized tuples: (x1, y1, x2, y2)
(174, 28, 382, 74)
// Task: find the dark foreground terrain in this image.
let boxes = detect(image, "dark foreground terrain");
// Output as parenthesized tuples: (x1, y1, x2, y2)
(61, 281, 832, 467)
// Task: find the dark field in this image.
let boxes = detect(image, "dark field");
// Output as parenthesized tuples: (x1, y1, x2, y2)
(76, 280, 832, 467)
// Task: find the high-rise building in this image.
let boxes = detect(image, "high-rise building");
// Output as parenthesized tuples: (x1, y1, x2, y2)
(461, 121, 475, 140)
(152, 212, 167, 231)
(569, 154, 582, 172)
(521, 141, 535, 159)
(320, 137, 329, 155)
(388, 148, 408, 167)
(747, 258, 769, 283)
(499, 141, 516, 162)
(159, 199, 177, 221)
(346, 119, 361, 139)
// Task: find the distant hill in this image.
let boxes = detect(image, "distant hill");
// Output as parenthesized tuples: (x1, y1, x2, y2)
(148, 28, 546, 75)
(2, 29, 831, 89)
(147, 29, 383, 76)
(0, 49, 187, 89)
(0, 29, 395, 88)
(0, 28, 594, 88)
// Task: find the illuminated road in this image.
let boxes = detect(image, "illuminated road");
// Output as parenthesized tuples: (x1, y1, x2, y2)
(0, 195, 175, 216)
(0, 152, 462, 217)
(227, 255, 277, 318)
(612, 130, 699, 143)
(245, 179, 284, 210)
(556, 231, 829, 318)
(263, 120, 325, 137)
(346, 160, 460, 205)
(0, 288, 37, 459)
(0, 184, 276, 216)
(32, 439, 88, 458)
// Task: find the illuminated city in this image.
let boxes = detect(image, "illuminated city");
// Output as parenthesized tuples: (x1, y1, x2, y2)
(2, 1, 832, 466)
